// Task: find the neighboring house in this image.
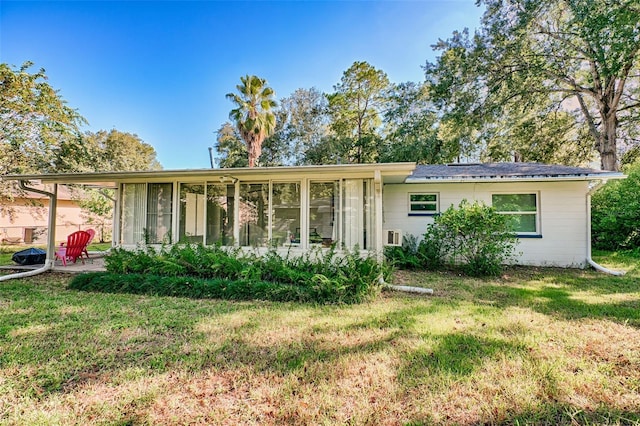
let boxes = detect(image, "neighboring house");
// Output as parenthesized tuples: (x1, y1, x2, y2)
(1, 162, 624, 267)
(0, 185, 103, 245)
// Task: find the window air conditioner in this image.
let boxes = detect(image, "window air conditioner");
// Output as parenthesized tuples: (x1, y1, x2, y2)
(383, 229, 402, 246)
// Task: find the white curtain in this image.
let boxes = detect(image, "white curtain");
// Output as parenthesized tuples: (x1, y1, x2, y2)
(121, 183, 145, 245)
(342, 179, 363, 249)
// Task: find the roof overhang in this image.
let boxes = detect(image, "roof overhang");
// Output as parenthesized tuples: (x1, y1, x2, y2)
(405, 172, 626, 183)
(1, 162, 417, 187)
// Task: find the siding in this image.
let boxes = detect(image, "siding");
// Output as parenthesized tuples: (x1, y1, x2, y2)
(1, 198, 106, 244)
(382, 181, 590, 267)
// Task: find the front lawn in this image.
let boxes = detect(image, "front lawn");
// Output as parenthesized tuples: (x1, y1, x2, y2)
(0, 252, 638, 424)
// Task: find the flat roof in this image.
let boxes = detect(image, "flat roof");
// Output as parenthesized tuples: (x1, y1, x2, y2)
(2, 162, 625, 187)
(1, 162, 417, 186)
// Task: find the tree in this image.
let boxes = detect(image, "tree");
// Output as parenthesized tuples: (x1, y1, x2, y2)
(55, 129, 162, 173)
(425, 0, 640, 170)
(77, 188, 113, 243)
(591, 161, 640, 250)
(214, 122, 248, 168)
(381, 82, 452, 164)
(1, 61, 84, 199)
(278, 88, 330, 165)
(226, 75, 277, 167)
(92, 129, 161, 171)
(327, 61, 390, 163)
(259, 106, 291, 166)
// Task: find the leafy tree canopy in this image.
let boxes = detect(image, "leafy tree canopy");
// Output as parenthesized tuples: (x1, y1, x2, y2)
(425, 0, 640, 170)
(381, 81, 453, 164)
(56, 129, 162, 173)
(327, 61, 390, 163)
(1, 61, 85, 177)
(215, 122, 248, 168)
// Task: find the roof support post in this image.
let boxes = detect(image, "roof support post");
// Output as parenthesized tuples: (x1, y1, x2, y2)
(374, 170, 383, 261)
(18, 181, 57, 266)
(233, 180, 240, 246)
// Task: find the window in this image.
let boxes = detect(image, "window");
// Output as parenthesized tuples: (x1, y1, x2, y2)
(179, 183, 205, 243)
(146, 183, 173, 244)
(408, 193, 438, 215)
(492, 193, 538, 234)
(206, 183, 234, 246)
(239, 183, 269, 246)
(309, 181, 338, 247)
(121, 183, 173, 245)
(272, 182, 301, 247)
(343, 179, 375, 250)
(121, 183, 146, 245)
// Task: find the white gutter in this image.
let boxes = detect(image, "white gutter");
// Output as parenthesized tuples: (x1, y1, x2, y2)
(586, 181, 625, 276)
(0, 182, 57, 282)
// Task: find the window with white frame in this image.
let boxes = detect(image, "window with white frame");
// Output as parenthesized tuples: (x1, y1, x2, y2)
(239, 183, 269, 247)
(408, 193, 439, 215)
(492, 193, 538, 234)
(272, 182, 301, 247)
(121, 182, 173, 245)
(179, 183, 205, 243)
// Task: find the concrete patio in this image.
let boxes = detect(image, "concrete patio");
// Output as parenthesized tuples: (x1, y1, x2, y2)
(0, 251, 107, 274)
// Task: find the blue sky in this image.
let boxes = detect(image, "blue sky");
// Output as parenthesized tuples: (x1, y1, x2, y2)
(1, 1, 483, 169)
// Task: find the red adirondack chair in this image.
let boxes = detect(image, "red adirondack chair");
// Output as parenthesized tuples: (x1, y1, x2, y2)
(55, 230, 92, 266)
(82, 228, 96, 259)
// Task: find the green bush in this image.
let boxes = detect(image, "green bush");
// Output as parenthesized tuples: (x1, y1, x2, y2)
(95, 244, 388, 304)
(434, 200, 518, 276)
(385, 200, 518, 276)
(592, 162, 640, 250)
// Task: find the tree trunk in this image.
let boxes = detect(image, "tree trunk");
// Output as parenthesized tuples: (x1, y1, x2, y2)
(247, 135, 262, 168)
(599, 111, 619, 172)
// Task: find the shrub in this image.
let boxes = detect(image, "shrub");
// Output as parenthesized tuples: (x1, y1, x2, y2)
(386, 200, 518, 276)
(96, 244, 387, 304)
(592, 162, 640, 250)
(433, 200, 518, 276)
(416, 224, 448, 270)
(384, 233, 446, 270)
(68, 272, 311, 303)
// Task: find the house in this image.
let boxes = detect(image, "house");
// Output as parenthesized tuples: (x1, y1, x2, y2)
(0, 185, 100, 245)
(1, 162, 624, 268)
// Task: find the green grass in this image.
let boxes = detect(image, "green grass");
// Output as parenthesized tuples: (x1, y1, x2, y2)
(0, 251, 639, 424)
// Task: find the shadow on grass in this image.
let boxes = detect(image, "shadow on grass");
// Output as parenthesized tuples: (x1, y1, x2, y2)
(407, 403, 640, 425)
(0, 275, 266, 395)
(398, 333, 523, 388)
(478, 281, 640, 327)
(501, 403, 640, 426)
(3, 275, 445, 398)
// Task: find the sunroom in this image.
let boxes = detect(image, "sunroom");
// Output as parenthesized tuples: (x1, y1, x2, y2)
(5, 163, 415, 257)
(118, 163, 413, 251)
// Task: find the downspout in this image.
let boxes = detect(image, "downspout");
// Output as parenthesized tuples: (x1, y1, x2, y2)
(0, 181, 57, 281)
(586, 181, 625, 276)
(379, 275, 434, 295)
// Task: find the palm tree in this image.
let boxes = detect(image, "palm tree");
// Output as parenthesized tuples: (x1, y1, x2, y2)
(226, 75, 277, 167)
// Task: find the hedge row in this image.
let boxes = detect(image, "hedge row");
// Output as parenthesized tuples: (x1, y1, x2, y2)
(68, 270, 373, 304)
